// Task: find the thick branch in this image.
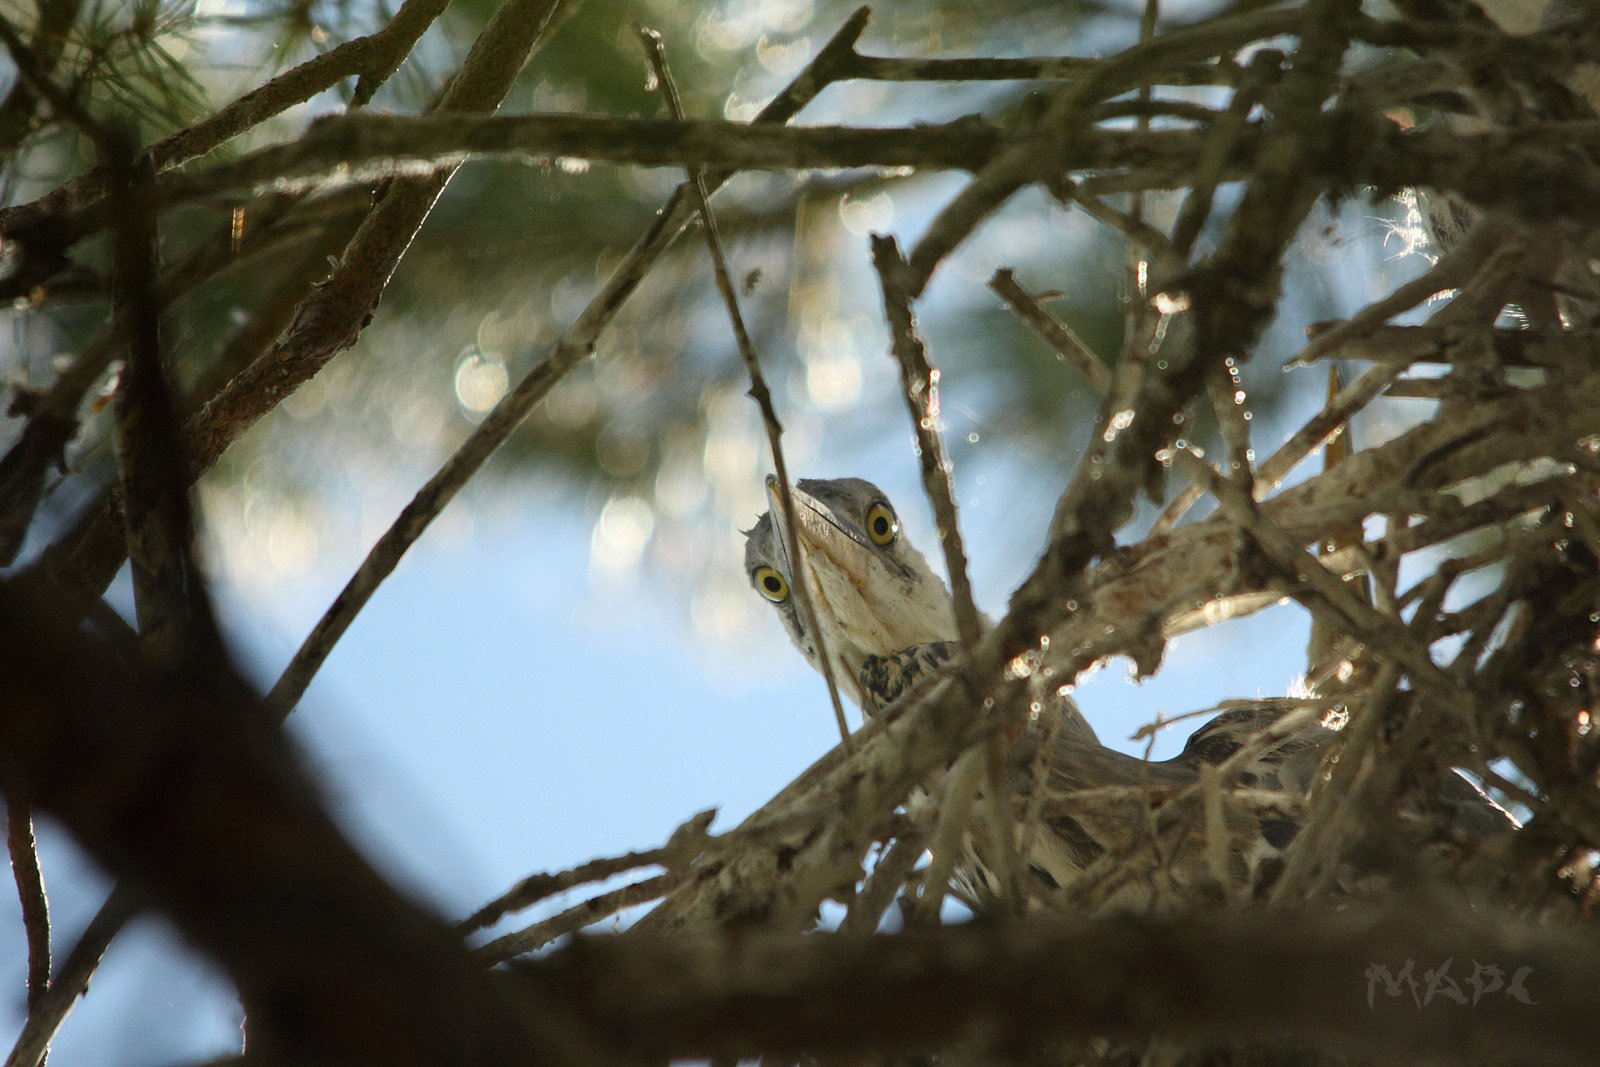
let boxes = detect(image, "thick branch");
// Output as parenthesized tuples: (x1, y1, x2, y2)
(540, 903, 1600, 1064)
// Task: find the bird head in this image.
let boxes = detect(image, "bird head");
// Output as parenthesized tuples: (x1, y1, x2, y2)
(743, 476, 960, 710)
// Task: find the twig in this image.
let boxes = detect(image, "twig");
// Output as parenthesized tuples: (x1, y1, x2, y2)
(5, 885, 138, 1067)
(838, 832, 926, 936)
(258, 7, 872, 719)
(870, 236, 983, 651)
(461, 808, 714, 933)
(909, 749, 984, 922)
(1285, 220, 1515, 368)
(874, 234, 1019, 905)
(6, 803, 49, 1011)
(1172, 447, 1457, 695)
(637, 23, 850, 746)
(988, 269, 1112, 394)
(900, 3, 1309, 296)
(1168, 50, 1279, 257)
(475, 874, 676, 962)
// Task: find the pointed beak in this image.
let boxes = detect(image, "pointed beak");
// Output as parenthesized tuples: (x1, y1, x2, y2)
(765, 475, 873, 594)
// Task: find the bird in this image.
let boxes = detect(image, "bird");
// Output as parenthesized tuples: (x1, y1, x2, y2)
(742, 476, 1352, 910)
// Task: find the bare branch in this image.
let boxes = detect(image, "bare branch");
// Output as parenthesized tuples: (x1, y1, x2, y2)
(6, 803, 48, 1012)
(989, 268, 1112, 394)
(638, 23, 851, 746)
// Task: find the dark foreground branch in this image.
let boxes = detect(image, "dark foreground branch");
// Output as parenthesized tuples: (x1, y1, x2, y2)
(0, 576, 597, 1065)
(539, 903, 1599, 1064)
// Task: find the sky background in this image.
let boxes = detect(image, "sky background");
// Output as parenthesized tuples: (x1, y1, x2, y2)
(0, 0, 1448, 1060)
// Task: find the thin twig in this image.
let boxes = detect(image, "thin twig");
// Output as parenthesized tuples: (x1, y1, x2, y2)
(871, 236, 984, 651)
(1172, 447, 1457, 694)
(874, 234, 1021, 905)
(989, 269, 1112, 394)
(909, 749, 984, 922)
(461, 808, 714, 933)
(475, 874, 677, 962)
(6, 803, 49, 1012)
(4, 886, 138, 1067)
(637, 23, 850, 746)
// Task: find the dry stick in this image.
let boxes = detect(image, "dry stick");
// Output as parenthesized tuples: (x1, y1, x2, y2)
(4, 885, 138, 1067)
(474, 874, 678, 962)
(637, 24, 850, 746)
(871, 238, 983, 651)
(989, 269, 1112, 394)
(7, 804, 48, 1012)
(461, 807, 712, 934)
(1173, 448, 1465, 703)
(1069, 191, 1176, 259)
(1147, 216, 1505, 537)
(908, 749, 984, 922)
(899, 3, 1307, 296)
(1168, 49, 1279, 258)
(464, 848, 674, 936)
(1269, 663, 1402, 904)
(0, 0, 452, 234)
(838, 831, 926, 935)
(995, 0, 1357, 695)
(1284, 220, 1514, 369)
(259, 8, 872, 719)
(872, 235, 1021, 905)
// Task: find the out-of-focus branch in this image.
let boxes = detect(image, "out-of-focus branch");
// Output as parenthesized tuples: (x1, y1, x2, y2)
(103, 123, 219, 661)
(537, 903, 1600, 1064)
(0, 576, 600, 1064)
(989, 268, 1112, 394)
(0, 0, 452, 233)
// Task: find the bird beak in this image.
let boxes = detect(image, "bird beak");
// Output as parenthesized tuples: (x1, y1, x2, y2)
(765, 476, 874, 594)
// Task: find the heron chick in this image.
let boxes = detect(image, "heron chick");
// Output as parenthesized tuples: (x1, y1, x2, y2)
(743, 476, 1514, 910)
(743, 475, 968, 715)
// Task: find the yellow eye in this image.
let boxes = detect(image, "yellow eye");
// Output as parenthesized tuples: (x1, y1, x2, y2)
(865, 502, 898, 546)
(754, 565, 790, 602)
